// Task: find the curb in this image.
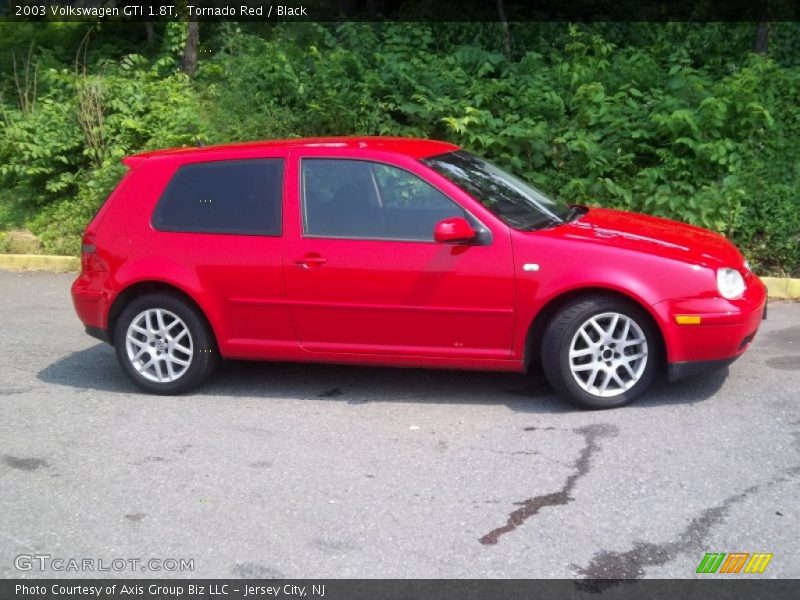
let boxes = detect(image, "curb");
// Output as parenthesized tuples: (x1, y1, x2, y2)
(1, 253, 799, 299)
(0, 253, 79, 273)
(760, 277, 800, 300)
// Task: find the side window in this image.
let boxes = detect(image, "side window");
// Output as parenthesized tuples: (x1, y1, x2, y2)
(372, 164, 455, 211)
(302, 159, 464, 241)
(302, 159, 382, 238)
(152, 159, 283, 235)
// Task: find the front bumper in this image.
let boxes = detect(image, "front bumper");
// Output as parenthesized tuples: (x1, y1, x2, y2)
(667, 356, 740, 382)
(653, 274, 767, 376)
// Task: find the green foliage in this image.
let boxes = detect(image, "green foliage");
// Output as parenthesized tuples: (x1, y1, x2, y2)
(1, 41, 203, 252)
(0, 21, 798, 275)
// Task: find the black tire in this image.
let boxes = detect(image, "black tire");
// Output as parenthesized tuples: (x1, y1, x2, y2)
(113, 292, 218, 395)
(540, 294, 661, 409)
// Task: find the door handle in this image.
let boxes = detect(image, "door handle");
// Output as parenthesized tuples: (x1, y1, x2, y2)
(294, 254, 327, 269)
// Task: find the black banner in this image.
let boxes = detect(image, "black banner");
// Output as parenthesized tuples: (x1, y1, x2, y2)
(1, 0, 799, 22)
(2, 579, 800, 600)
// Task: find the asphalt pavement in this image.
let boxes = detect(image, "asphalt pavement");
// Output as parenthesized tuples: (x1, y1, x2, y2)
(1, 271, 798, 579)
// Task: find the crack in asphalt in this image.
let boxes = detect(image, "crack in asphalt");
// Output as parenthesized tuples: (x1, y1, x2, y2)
(231, 562, 284, 579)
(479, 424, 618, 546)
(3, 455, 48, 471)
(573, 466, 800, 589)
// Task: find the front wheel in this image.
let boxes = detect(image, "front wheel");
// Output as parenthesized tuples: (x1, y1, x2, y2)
(541, 295, 660, 409)
(114, 292, 218, 394)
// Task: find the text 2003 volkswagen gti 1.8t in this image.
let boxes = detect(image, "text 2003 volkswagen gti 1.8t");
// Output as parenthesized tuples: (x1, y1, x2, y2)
(71, 137, 766, 409)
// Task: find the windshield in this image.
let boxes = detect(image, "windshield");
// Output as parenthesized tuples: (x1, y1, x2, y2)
(421, 150, 573, 230)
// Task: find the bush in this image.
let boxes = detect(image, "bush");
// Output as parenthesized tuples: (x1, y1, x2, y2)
(1, 32, 203, 253)
(0, 22, 798, 275)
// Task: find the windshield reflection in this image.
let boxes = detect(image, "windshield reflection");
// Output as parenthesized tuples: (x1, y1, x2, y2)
(422, 150, 573, 230)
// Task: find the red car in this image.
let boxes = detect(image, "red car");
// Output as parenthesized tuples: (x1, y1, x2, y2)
(71, 137, 766, 409)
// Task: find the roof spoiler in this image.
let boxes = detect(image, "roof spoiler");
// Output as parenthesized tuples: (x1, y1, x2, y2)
(122, 156, 146, 169)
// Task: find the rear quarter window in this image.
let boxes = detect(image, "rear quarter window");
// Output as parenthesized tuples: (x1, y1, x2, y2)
(152, 159, 283, 235)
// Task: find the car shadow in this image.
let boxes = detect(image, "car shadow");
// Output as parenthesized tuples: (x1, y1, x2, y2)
(38, 344, 729, 413)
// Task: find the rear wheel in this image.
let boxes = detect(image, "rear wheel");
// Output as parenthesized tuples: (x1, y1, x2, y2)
(541, 295, 660, 409)
(114, 292, 218, 394)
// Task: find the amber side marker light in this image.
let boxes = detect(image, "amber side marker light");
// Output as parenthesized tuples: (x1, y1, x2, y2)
(675, 315, 702, 325)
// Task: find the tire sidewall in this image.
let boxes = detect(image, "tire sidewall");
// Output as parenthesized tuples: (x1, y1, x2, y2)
(113, 293, 216, 395)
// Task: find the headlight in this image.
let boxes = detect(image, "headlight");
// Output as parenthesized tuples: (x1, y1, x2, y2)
(717, 268, 745, 299)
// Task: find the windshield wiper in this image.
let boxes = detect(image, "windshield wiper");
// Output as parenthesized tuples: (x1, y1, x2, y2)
(519, 216, 562, 231)
(519, 207, 582, 231)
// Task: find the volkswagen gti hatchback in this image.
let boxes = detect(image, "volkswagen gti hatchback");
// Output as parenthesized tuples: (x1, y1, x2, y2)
(71, 137, 766, 409)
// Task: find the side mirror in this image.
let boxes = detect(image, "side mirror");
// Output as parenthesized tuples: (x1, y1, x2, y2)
(434, 217, 477, 244)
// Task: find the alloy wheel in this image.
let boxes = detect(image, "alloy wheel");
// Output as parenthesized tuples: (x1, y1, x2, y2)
(568, 311, 648, 398)
(125, 308, 193, 383)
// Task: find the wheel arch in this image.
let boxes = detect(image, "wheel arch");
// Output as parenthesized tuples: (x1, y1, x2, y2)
(523, 286, 667, 370)
(107, 280, 217, 347)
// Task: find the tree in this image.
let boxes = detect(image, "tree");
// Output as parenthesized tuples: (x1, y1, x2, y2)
(497, 0, 511, 56)
(753, 1, 772, 54)
(180, 21, 199, 76)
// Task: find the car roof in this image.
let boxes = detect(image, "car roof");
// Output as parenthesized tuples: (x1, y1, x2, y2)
(127, 136, 460, 162)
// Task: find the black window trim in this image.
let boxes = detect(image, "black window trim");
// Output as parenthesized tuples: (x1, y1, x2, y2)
(298, 156, 491, 244)
(151, 158, 285, 237)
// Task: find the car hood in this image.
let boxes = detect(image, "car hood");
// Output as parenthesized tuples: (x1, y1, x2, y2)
(546, 207, 743, 269)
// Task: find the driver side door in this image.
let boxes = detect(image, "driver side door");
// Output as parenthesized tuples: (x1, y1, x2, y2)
(283, 156, 515, 359)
